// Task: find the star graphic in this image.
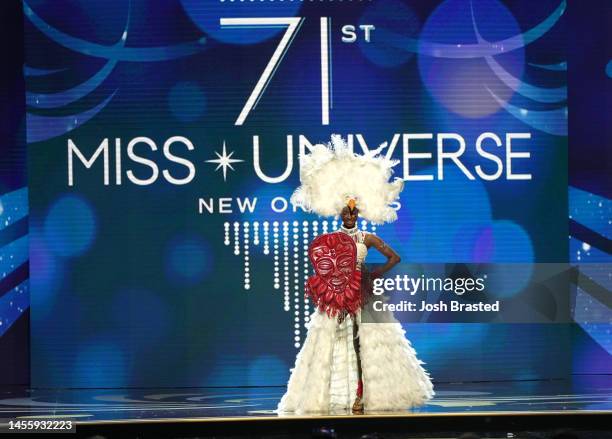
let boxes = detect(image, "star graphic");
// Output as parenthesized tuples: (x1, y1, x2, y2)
(205, 142, 243, 181)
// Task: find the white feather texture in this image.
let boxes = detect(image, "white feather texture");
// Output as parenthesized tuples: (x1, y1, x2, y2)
(276, 310, 434, 414)
(290, 134, 404, 224)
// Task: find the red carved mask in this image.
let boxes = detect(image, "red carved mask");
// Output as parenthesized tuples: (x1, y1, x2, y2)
(306, 233, 362, 319)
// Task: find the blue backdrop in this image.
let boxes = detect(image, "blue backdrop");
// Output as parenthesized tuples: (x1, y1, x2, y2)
(0, 0, 608, 388)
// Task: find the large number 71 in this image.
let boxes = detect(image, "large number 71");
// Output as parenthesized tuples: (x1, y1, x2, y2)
(220, 17, 331, 126)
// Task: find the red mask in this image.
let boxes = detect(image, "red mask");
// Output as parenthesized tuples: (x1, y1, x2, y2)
(306, 233, 362, 319)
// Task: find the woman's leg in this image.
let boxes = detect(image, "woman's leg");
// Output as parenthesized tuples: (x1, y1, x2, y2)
(352, 319, 364, 412)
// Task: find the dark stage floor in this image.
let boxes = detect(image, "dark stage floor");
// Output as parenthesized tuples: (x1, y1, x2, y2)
(0, 377, 610, 426)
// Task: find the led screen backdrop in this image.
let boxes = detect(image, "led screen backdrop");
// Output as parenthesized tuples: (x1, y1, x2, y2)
(25, 0, 571, 387)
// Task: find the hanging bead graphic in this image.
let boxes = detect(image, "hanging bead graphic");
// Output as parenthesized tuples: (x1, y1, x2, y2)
(243, 222, 250, 290)
(263, 221, 269, 255)
(302, 220, 311, 325)
(233, 221, 240, 255)
(224, 222, 230, 246)
(273, 221, 280, 290)
(253, 221, 260, 246)
(292, 221, 301, 348)
(283, 221, 290, 312)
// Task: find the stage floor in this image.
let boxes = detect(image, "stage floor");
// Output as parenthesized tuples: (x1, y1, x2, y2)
(0, 376, 610, 425)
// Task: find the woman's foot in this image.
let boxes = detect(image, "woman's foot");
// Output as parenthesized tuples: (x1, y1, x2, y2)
(352, 379, 364, 413)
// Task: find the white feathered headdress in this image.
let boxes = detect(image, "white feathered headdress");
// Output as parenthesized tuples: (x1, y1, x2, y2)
(290, 135, 404, 224)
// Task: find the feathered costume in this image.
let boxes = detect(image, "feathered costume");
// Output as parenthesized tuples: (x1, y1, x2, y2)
(277, 135, 434, 414)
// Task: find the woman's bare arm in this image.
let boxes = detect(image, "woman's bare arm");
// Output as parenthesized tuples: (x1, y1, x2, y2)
(364, 234, 401, 276)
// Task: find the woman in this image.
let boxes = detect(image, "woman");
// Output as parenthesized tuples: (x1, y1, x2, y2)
(277, 136, 434, 414)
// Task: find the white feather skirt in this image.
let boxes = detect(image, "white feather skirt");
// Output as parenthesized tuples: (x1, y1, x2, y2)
(277, 307, 434, 414)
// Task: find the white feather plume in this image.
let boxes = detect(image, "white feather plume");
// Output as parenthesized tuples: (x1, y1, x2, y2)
(290, 135, 404, 224)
